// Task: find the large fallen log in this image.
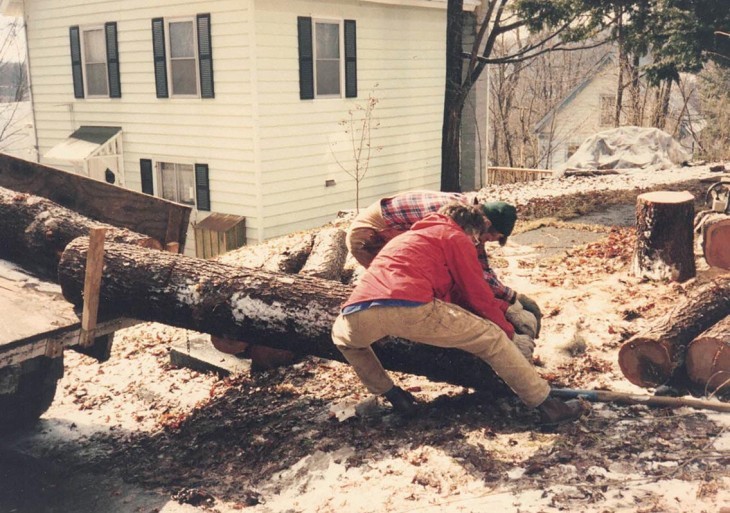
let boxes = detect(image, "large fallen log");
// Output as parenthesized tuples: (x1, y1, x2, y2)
(58, 237, 511, 392)
(685, 315, 730, 398)
(618, 276, 730, 388)
(0, 185, 162, 279)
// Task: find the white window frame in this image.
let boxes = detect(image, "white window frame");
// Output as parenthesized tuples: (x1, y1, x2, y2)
(165, 17, 200, 98)
(80, 25, 109, 98)
(157, 161, 196, 206)
(312, 18, 344, 99)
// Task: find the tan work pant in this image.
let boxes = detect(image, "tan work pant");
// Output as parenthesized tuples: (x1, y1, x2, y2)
(331, 299, 550, 407)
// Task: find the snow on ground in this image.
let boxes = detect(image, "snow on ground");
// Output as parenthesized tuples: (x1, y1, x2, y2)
(1, 162, 729, 513)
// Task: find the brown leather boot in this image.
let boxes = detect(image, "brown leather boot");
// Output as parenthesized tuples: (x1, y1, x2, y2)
(538, 397, 588, 425)
(382, 386, 418, 418)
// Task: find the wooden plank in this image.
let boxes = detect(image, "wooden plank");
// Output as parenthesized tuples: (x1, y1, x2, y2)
(79, 228, 106, 346)
(0, 153, 192, 250)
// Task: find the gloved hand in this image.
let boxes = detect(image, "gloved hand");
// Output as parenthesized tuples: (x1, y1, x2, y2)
(516, 293, 542, 338)
(506, 301, 538, 339)
(512, 333, 536, 359)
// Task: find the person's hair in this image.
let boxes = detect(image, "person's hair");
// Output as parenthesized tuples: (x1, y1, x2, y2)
(437, 202, 486, 238)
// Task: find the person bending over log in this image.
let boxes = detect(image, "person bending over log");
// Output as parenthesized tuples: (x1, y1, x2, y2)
(346, 191, 542, 340)
(332, 203, 587, 424)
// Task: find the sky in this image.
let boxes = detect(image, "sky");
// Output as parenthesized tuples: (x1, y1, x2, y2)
(0, 15, 25, 62)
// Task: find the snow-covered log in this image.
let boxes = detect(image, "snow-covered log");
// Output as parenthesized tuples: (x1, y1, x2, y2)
(631, 191, 696, 282)
(0, 185, 162, 279)
(618, 277, 730, 388)
(58, 237, 510, 391)
(685, 316, 730, 398)
(298, 227, 347, 281)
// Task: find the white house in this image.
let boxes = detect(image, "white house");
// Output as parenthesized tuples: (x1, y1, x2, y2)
(0, 0, 478, 256)
(533, 52, 704, 170)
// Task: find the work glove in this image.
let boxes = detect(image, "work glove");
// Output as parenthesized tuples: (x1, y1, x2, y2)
(516, 293, 542, 338)
(506, 301, 538, 339)
(512, 333, 536, 360)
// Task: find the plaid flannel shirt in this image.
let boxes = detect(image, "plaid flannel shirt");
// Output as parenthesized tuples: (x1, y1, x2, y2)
(379, 191, 516, 303)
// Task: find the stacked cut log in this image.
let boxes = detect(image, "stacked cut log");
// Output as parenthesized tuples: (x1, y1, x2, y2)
(685, 316, 730, 398)
(0, 185, 162, 279)
(618, 276, 730, 397)
(58, 237, 511, 392)
(695, 211, 730, 271)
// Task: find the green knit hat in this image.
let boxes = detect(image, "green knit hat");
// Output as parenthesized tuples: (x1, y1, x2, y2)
(480, 201, 517, 240)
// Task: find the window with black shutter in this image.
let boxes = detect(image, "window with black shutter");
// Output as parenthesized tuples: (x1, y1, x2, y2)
(70, 23, 122, 99)
(152, 14, 215, 99)
(194, 163, 211, 211)
(297, 18, 357, 99)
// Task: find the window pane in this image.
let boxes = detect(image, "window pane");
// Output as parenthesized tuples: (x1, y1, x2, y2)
(171, 59, 197, 95)
(160, 162, 177, 201)
(316, 60, 340, 95)
(316, 23, 339, 59)
(177, 164, 195, 205)
(169, 21, 194, 58)
(86, 63, 109, 96)
(83, 29, 106, 63)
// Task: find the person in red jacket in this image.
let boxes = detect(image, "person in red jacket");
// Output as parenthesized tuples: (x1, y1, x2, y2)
(331, 202, 587, 424)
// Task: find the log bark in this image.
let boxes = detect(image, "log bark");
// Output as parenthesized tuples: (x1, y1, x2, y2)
(217, 232, 315, 274)
(631, 191, 696, 282)
(618, 276, 730, 388)
(58, 238, 510, 392)
(686, 315, 730, 398)
(696, 212, 730, 270)
(0, 185, 161, 279)
(298, 227, 347, 281)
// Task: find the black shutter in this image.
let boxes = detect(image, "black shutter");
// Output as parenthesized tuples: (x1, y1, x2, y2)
(69, 26, 84, 98)
(197, 13, 214, 99)
(344, 20, 357, 98)
(297, 17, 314, 100)
(140, 159, 154, 194)
(194, 163, 211, 211)
(151, 18, 168, 98)
(105, 22, 121, 98)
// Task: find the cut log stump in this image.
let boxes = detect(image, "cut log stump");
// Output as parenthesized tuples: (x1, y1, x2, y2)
(686, 316, 730, 398)
(631, 191, 696, 282)
(696, 212, 730, 270)
(618, 276, 730, 388)
(58, 237, 512, 392)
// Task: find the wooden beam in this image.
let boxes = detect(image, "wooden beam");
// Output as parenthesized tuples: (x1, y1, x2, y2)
(79, 228, 106, 346)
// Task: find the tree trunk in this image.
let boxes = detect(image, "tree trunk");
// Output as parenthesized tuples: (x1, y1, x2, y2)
(58, 237, 510, 392)
(298, 227, 347, 281)
(441, 0, 465, 193)
(697, 212, 730, 270)
(0, 185, 161, 279)
(685, 315, 730, 399)
(631, 191, 696, 282)
(618, 277, 730, 388)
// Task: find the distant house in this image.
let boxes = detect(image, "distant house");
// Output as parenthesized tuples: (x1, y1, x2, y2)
(533, 53, 704, 170)
(0, 0, 478, 256)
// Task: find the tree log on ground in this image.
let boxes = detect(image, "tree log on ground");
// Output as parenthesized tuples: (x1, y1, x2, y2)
(631, 191, 696, 282)
(298, 227, 347, 281)
(217, 232, 315, 274)
(695, 212, 730, 270)
(0, 186, 162, 279)
(618, 276, 730, 388)
(686, 315, 730, 399)
(58, 238, 511, 392)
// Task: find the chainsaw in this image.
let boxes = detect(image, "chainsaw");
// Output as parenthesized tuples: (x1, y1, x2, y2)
(705, 178, 730, 214)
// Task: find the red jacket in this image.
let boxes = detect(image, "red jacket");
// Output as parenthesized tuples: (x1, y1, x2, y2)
(344, 213, 515, 339)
